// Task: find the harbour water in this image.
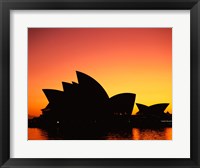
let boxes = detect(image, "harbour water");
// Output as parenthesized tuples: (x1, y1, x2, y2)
(28, 127, 172, 140)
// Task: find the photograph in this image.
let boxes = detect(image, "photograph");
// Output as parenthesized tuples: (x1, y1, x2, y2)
(2, 0, 200, 167)
(28, 28, 172, 140)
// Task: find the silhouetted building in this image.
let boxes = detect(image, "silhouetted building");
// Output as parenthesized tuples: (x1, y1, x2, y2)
(28, 71, 172, 133)
(40, 71, 136, 129)
(136, 103, 169, 118)
(131, 103, 172, 127)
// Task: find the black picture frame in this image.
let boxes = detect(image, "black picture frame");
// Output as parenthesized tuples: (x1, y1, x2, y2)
(0, 0, 200, 167)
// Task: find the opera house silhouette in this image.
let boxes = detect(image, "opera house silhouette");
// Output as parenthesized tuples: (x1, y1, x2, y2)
(29, 71, 172, 138)
(136, 103, 169, 117)
(32, 71, 135, 131)
(132, 103, 172, 127)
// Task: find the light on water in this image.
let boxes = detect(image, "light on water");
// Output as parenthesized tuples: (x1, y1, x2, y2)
(132, 128, 172, 140)
(28, 128, 48, 140)
(28, 127, 172, 140)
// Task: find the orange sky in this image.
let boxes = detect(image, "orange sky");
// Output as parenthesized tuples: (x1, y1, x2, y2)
(28, 28, 172, 118)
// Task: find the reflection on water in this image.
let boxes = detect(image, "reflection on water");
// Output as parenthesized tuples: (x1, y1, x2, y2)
(132, 128, 172, 140)
(28, 127, 172, 140)
(28, 128, 64, 140)
(28, 128, 48, 140)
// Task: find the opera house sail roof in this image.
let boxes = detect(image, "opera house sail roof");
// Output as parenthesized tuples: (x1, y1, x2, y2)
(136, 103, 169, 117)
(41, 71, 136, 125)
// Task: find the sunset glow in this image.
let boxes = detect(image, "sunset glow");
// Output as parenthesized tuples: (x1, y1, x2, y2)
(28, 28, 172, 118)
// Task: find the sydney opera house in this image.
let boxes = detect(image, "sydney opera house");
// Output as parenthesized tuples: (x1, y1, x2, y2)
(136, 103, 170, 117)
(132, 103, 172, 127)
(30, 71, 136, 131)
(29, 71, 172, 136)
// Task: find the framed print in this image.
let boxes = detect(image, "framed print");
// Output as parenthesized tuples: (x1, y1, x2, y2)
(0, 0, 200, 168)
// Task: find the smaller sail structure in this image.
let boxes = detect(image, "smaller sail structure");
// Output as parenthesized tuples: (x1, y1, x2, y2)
(136, 103, 169, 117)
